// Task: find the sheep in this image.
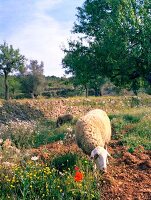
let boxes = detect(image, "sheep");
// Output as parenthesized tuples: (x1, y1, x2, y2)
(56, 114, 73, 127)
(75, 109, 111, 172)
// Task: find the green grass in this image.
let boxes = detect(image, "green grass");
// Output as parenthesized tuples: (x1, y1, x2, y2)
(32, 122, 66, 148)
(122, 114, 141, 123)
(111, 111, 151, 150)
(122, 120, 151, 150)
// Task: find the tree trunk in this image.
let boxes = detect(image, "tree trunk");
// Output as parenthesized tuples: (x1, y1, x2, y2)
(4, 71, 9, 100)
(84, 85, 88, 98)
(31, 93, 35, 99)
(131, 81, 138, 96)
(94, 87, 100, 96)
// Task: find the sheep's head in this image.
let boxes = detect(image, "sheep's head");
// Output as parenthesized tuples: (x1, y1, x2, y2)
(90, 146, 110, 172)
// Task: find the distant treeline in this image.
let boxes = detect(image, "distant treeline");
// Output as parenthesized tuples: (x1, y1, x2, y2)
(0, 74, 151, 100)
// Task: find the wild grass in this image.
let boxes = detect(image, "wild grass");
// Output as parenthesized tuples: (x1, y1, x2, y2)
(0, 154, 100, 200)
(110, 108, 151, 150)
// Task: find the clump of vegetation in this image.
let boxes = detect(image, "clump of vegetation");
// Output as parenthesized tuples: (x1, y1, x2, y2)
(111, 110, 151, 150)
(122, 120, 151, 150)
(0, 155, 100, 200)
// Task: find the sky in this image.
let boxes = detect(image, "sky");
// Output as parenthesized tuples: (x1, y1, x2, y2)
(0, 0, 84, 77)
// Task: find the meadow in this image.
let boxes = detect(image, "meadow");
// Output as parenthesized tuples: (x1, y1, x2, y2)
(0, 95, 151, 199)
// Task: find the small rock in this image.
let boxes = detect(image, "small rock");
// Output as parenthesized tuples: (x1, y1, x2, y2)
(138, 160, 151, 170)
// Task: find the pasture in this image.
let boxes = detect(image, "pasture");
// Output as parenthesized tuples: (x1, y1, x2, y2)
(0, 96, 151, 199)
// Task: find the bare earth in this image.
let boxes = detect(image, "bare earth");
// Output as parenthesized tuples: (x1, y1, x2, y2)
(101, 140, 151, 200)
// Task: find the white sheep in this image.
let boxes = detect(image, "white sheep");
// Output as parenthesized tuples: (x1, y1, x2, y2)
(75, 109, 111, 172)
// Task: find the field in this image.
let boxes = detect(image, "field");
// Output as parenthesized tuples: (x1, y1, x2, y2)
(0, 96, 151, 200)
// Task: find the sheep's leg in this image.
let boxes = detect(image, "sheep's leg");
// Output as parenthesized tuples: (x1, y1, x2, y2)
(106, 146, 109, 164)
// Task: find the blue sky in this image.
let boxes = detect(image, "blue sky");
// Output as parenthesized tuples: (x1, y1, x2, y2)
(0, 0, 84, 77)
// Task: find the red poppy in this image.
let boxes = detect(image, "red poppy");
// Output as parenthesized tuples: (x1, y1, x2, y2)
(74, 171, 83, 182)
(74, 166, 80, 171)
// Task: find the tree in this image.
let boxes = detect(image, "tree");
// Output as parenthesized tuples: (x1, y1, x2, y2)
(0, 41, 25, 100)
(62, 38, 108, 97)
(71, 0, 151, 94)
(0, 75, 4, 98)
(9, 76, 22, 98)
(21, 60, 45, 98)
(62, 40, 93, 97)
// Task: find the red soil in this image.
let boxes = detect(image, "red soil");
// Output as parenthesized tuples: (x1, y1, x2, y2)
(101, 141, 151, 200)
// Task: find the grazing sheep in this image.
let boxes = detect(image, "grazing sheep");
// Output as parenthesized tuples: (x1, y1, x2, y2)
(56, 114, 73, 127)
(75, 109, 111, 172)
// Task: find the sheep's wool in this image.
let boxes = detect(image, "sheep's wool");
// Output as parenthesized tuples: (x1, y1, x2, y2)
(75, 109, 111, 155)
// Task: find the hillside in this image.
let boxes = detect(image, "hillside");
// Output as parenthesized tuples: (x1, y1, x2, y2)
(1, 95, 151, 122)
(0, 96, 151, 199)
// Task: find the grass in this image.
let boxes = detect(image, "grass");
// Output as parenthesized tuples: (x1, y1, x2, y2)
(32, 120, 66, 148)
(122, 120, 151, 150)
(110, 109, 151, 150)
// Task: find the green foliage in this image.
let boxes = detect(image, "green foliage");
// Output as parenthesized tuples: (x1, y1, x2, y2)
(8, 76, 22, 98)
(62, 40, 107, 97)
(130, 96, 141, 107)
(122, 120, 151, 150)
(123, 114, 141, 123)
(63, 0, 151, 94)
(128, 147, 135, 154)
(0, 119, 66, 149)
(0, 41, 25, 100)
(33, 130, 65, 148)
(0, 75, 4, 98)
(44, 76, 83, 97)
(62, 41, 92, 97)
(51, 153, 78, 171)
(21, 60, 45, 98)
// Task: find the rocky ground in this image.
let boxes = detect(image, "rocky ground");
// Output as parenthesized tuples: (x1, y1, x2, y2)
(101, 141, 151, 200)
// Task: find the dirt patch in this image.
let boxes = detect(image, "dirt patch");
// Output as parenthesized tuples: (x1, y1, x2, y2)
(101, 141, 151, 200)
(27, 142, 82, 161)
